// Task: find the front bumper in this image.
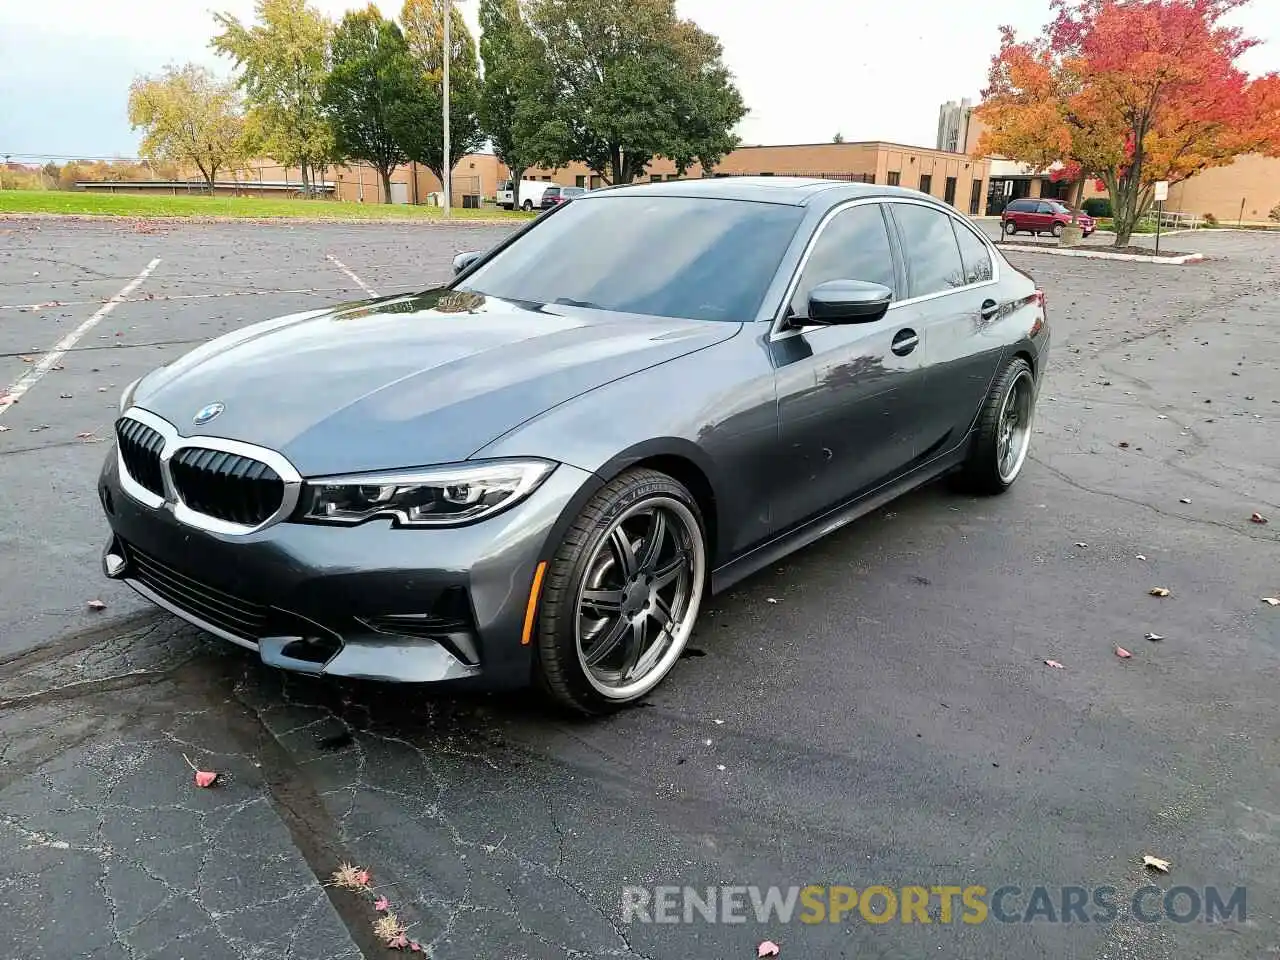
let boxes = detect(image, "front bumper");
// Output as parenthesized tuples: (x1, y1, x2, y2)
(98, 452, 595, 687)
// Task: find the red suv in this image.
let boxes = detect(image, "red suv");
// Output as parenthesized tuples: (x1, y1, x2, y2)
(1002, 198, 1095, 238)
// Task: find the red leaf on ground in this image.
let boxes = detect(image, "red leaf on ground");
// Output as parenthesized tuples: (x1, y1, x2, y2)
(387, 932, 409, 949)
(194, 769, 218, 788)
(758, 941, 781, 957)
(409, 942, 422, 952)
(87, 599, 107, 611)
(1250, 512, 1268, 524)
(1115, 647, 1132, 659)
(374, 896, 390, 912)
(354, 869, 371, 887)
(1044, 659, 1066, 669)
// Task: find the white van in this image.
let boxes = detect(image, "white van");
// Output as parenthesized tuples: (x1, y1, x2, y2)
(497, 179, 556, 211)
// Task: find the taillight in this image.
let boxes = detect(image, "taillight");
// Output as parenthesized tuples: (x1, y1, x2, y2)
(1034, 290, 1046, 309)
(1029, 289, 1046, 337)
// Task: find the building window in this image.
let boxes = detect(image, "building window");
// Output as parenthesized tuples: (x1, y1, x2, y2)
(651, 174, 663, 183)
(666, 174, 680, 181)
(944, 176, 957, 205)
(887, 171, 900, 186)
(759, 171, 775, 176)
(575, 175, 586, 187)
(541, 176, 551, 181)
(919, 174, 933, 194)
(969, 179, 983, 215)
(589, 175, 603, 189)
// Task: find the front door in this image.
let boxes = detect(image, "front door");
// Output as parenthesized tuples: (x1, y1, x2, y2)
(771, 202, 927, 532)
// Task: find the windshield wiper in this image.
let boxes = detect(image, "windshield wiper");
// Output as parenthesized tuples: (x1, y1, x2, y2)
(551, 297, 603, 309)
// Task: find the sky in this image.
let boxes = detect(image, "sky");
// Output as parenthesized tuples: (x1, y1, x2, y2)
(0, 0, 1277, 162)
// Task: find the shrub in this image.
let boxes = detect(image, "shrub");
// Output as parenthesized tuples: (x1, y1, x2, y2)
(1269, 203, 1280, 224)
(1083, 197, 1112, 218)
(1203, 212, 1218, 226)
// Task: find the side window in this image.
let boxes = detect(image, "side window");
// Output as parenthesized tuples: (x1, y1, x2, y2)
(953, 220, 994, 284)
(892, 203, 966, 298)
(1037, 201, 1054, 214)
(789, 205, 897, 317)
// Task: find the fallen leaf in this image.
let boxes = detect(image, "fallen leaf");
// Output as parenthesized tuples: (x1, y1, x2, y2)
(1250, 513, 1268, 524)
(86, 599, 106, 611)
(374, 896, 390, 912)
(409, 942, 423, 952)
(758, 941, 781, 958)
(1145, 633, 1164, 642)
(59, 393, 72, 400)
(355, 869, 371, 887)
(1115, 647, 1132, 659)
(1150, 588, 1170, 597)
(76, 432, 103, 443)
(1157, 414, 1168, 420)
(182, 753, 218, 787)
(1263, 598, 1280, 607)
(1044, 659, 1066, 669)
(0, 425, 8, 433)
(1142, 855, 1171, 873)
(1118, 441, 1129, 448)
(1136, 554, 1147, 561)
(18, 356, 34, 363)
(1075, 542, 1088, 548)
(713, 719, 725, 725)
(29, 424, 48, 433)
(387, 933, 409, 950)
(717, 764, 726, 771)
(765, 598, 779, 604)
(373, 914, 405, 943)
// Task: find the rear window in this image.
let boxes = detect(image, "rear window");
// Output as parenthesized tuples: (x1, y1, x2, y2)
(545, 186, 561, 197)
(456, 195, 805, 322)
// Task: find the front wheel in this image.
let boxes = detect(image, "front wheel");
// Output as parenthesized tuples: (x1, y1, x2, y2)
(952, 357, 1037, 495)
(1051, 223, 1064, 238)
(1004, 221, 1018, 236)
(534, 469, 707, 715)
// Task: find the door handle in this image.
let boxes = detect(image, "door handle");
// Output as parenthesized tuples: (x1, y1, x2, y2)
(981, 298, 999, 320)
(891, 328, 918, 356)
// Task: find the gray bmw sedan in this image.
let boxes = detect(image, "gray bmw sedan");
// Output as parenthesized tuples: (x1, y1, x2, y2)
(99, 177, 1048, 714)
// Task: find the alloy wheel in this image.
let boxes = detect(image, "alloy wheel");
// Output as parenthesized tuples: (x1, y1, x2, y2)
(996, 369, 1035, 483)
(574, 496, 705, 700)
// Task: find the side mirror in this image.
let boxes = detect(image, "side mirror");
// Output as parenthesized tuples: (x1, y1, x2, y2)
(805, 280, 893, 325)
(453, 251, 483, 275)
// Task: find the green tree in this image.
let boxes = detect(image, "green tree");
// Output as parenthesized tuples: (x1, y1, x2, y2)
(324, 6, 418, 202)
(212, 0, 333, 195)
(522, 0, 745, 184)
(128, 64, 250, 189)
(390, 0, 485, 187)
(478, 0, 552, 208)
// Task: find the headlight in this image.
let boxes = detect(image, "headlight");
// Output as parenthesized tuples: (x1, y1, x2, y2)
(119, 377, 142, 414)
(296, 459, 556, 527)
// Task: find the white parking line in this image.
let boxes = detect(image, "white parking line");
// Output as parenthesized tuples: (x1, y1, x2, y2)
(0, 258, 162, 417)
(325, 254, 380, 297)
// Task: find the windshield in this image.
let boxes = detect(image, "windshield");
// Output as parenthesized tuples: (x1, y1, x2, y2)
(455, 195, 804, 322)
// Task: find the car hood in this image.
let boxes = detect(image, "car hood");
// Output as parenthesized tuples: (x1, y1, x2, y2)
(131, 289, 739, 476)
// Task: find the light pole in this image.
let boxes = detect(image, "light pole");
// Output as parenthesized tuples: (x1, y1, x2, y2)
(442, 0, 452, 218)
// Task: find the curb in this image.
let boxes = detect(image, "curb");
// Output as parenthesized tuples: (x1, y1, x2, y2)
(998, 244, 1205, 265)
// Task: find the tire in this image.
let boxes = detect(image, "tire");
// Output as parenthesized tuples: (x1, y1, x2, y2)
(522, 199, 534, 212)
(1051, 223, 1064, 238)
(952, 357, 1037, 496)
(535, 468, 707, 715)
(1004, 220, 1018, 236)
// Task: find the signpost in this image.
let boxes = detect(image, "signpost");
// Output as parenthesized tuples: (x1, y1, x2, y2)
(1153, 180, 1169, 253)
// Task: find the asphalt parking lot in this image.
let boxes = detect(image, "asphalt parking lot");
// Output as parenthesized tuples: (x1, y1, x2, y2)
(2, 217, 1279, 960)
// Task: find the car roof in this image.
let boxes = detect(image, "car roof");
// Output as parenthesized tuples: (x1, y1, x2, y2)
(593, 175, 951, 210)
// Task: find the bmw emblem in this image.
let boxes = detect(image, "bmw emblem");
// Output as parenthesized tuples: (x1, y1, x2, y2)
(193, 402, 225, 426)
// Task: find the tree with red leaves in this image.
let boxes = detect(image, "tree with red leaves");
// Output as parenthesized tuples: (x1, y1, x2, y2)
(976, 0, 1280, 247)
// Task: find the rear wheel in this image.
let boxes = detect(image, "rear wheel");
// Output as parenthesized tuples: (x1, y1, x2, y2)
(522, 199, 534, 212)
(534, 469, 707, 715)
(952, 357, 1037, 495)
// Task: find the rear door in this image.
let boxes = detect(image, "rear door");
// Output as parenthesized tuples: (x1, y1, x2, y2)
(886, 201, 1007, 458)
